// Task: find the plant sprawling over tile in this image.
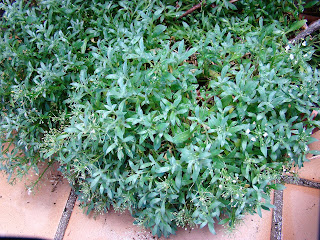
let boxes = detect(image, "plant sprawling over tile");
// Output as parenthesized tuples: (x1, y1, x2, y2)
(1, 0, 320, 237)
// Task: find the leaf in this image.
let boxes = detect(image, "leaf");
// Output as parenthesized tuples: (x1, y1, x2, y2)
(192, 163, 200, 182)
(99, 184, 104, 195)
(123, 136, 134, 142)
(309, 150, 320, 155)
(261, 144, 267, 157)
(90, 175, 101, 189)
(156, 123, 169, 132)
(181, 47, 197, 62)
(213, 159, 225, 169)
(229, 124, 246, 133)
(140, 162, 154, 169)
(164, 133, 174, 142)
(262, 202, 275, 209)
(152, 25, 167, 37)
(155, 166, 171, 174)
(106, 74, 119, 79)
(175, 171, 182, 189)
(286, 20, 307, 34)
(150, 198, 161, 206)
(44, 150, 55, 159)
(81, 38, 88, 54)
(257, 113, 265, 121)
(173, 95, 182, 108)
(208, 222, 216, 235)
(161, 200, 166, 216)
(154, 135, 161, 151)
(226, 1, 237, 10)
(117, 149, 124, 161)
(56, 134, 69, 140)
(125, 174, 139, 184)
(75, 124, 85, 131)
(221, 65, 229, 78)
(218, 218, 230, 225)
(173, 130, 191, 144)
(105, 143, 117, 154)
(307, 137, 318, 145)
(177, 40, 185, 54)
(305, 0, 319, 8)
(199, 221, 207, 229)
(256, 206, 262, 217)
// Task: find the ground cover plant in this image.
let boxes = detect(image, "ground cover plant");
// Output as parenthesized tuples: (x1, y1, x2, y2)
(1, 0, 320, 237)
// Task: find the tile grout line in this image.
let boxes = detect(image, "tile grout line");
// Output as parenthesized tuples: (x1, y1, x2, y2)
(54, 188, 78, 240)
(270, 175, 320, 240)
(271, 189, 283, 240)
(281, 176, 320, 189)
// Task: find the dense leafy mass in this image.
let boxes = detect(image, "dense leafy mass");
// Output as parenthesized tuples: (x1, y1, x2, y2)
(1, 0, 320, 237)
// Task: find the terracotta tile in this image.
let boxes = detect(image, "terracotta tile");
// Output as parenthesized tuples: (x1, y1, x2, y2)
(0, 165, 71, 239)
(282, 184, 320, 240)
(65, 198, 273, 240)
(299, 130, 320, 182)
(298, 156, 320, 182)
(64, 205, 156, 240)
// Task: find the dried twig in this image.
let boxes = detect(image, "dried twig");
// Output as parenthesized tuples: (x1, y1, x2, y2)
(178, 0, 239, 19)
(290, 19, 320, 43)
(299, 14, 320, 24)
(178, 1, 207, 19)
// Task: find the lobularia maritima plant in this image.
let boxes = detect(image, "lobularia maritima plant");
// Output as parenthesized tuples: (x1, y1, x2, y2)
(1, 0, 320, 237)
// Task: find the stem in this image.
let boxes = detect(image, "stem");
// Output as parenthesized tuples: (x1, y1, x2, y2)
(29, 160, 55, 190)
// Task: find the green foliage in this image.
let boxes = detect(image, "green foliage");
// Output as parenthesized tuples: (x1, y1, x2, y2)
(1, 0, 319, 237)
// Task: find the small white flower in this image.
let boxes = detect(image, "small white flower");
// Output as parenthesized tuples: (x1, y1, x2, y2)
(294, 60, 298, 64)
(263, 132, 268, 137)
(253, 121, 256, 125)
(219, 184, 223, 189)
(27, 188, 32, 195)
(251, 137, 256, 142)
(246, 129, 250, 134)
(232, 180, 237, 183)
(285, 45, 290, 52)
(302, 41, 307, 46)
(289, 54, 294, 60)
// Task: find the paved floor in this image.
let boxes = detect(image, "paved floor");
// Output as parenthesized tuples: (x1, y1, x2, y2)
(0, 131, 319, 240)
